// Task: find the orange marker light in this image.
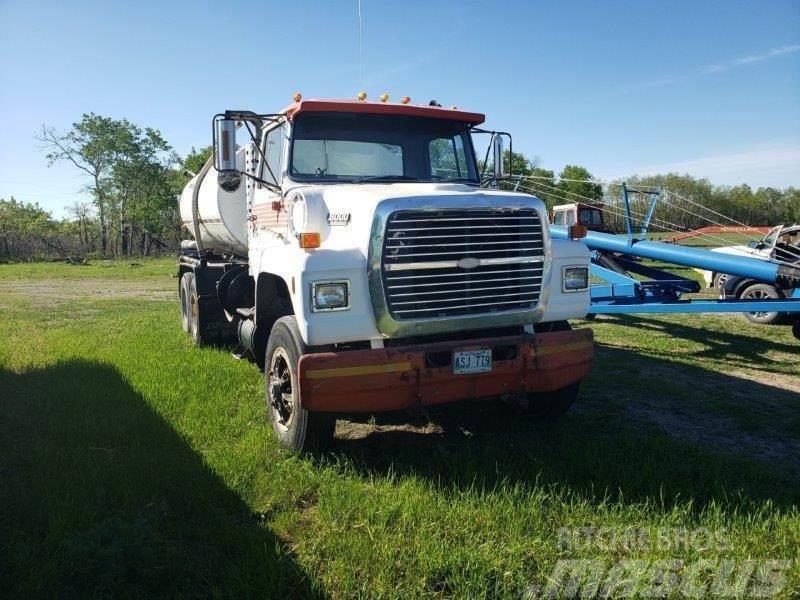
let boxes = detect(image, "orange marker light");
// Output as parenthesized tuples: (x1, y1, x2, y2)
(400, 96, 411, 104)
(357, 91, 367, 101)
(569, 225, 588, 240)
(299, 232, 321, 248)
(379, 93, 389, 102)
(293, 92, 302, 102)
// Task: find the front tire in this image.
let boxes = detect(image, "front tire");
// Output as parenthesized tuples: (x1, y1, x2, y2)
(264, 316, 335, 452)
(740, 283, 783, 325)
(522, 321, 581, 421)
(523, 382, 581, 422)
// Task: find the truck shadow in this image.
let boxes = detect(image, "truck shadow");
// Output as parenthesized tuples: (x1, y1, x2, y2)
(600, 313, 798, 370)
(0, 361, 321, 599)
(332, 344, 800, 514)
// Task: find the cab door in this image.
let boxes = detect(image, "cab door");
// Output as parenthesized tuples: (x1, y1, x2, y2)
(249, 122, 289, 249)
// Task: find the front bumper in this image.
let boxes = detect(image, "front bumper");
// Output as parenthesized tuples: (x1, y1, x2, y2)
(297, 328, 594, 413)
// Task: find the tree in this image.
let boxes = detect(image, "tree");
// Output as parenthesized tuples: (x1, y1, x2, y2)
(0, 197, 61, 259)
(558, 165, 603, 203)
(527, 167, 556, 208)
(183, 146, 212, 176)
(39, 114, 174, 256)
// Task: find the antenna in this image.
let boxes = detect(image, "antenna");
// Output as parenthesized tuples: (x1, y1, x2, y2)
(357, 0, 364, 87)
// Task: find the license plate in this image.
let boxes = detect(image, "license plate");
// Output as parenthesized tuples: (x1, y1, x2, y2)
(452, 349, 492, 375)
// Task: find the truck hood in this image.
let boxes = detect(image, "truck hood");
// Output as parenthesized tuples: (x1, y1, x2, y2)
(287, 182, 548, 255)
(710, 245, 769, 261)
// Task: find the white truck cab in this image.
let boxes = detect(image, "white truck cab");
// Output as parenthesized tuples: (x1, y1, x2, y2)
(178, 96, 594, 451)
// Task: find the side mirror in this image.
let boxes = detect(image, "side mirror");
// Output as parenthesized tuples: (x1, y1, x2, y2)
(492, 134, 505, 179)
(215, 117, 237, 172)
(213, 116, 241, 191)
(747, 240, 759, 249)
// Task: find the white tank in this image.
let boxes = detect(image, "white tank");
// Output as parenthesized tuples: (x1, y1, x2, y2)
(179, 152, 248, 256)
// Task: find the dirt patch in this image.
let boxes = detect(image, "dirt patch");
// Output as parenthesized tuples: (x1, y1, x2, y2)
(0, 278, 175, 307)
(593, 361, 800, 477)
(625, 403, 800, 477)
(336, 419, 444, 441)
(728, 368, 800, 392)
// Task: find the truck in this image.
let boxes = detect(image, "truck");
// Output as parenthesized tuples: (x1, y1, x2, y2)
(697, 224, 800, 324)
(177, 95, 594, 451)
(551, 202, 610, 234)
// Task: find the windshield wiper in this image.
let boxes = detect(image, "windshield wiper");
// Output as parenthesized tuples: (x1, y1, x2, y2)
(354, 175, 420, 183)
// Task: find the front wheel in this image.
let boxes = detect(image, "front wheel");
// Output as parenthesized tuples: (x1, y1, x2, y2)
(740, 283, 783, 325)
(522, 382, 581, 422)
(264, 316, 335, 452)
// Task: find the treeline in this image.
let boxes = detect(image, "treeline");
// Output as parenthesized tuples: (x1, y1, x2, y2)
(1, 117, 798, 261)
(0, 113, 210, 261)
(502, 152, 799, 233)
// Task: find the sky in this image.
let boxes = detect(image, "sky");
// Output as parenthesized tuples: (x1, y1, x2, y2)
(1, 0, 799, 217)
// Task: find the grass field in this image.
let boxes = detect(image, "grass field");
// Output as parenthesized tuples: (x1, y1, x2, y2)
(1, 259, 798, 598)
(648, 231, 762, 248)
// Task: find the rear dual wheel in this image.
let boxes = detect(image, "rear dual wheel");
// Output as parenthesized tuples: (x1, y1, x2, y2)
(179, 273, 192, 334)
(179, 271, 217, 345)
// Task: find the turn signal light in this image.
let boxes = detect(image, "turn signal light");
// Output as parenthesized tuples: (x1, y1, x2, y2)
(379, 93, 389, 102)
(400, 96, 411, 104)
(299, 232, 321, 248)
(569, 225, 588, 240)
(357, 91, 367, 101)
(293, 92, 302, 102)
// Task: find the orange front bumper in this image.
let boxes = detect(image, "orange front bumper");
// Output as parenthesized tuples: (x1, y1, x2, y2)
(297, 328, 594, 413)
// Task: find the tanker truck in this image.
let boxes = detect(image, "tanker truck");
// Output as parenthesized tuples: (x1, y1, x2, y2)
(177, 95, 594, 451)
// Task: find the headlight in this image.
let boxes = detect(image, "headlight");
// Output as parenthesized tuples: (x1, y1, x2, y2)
(562, 266, 589, 292)
(312, 281, 349, 311)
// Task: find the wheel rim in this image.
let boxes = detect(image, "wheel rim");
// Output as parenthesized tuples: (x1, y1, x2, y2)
(268, 347, 295, 431)
(180, 284, 190, 330)
(744, 289, 774, 318)
(189, 290, 199, 336)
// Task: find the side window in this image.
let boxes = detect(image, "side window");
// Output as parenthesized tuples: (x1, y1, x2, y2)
(566, 211, 576, 226)
(262, 124, 285, 186)
(429, 135, 469, 180)
(554, 212, 564, 225)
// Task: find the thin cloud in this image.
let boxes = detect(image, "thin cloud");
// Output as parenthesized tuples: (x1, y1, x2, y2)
(616, 44, 800, 93)
(702, 44, 800, 74)
(605, 142, 800, 188)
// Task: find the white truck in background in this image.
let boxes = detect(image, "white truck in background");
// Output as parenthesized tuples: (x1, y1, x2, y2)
(178, 95, 594, 451)
(698, 224, 800, 325)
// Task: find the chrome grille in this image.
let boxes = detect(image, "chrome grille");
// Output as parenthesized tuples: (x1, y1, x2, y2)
(381, 209, 545, 319)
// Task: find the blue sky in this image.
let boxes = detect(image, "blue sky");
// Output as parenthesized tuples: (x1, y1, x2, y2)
(1, 0, 798, 217)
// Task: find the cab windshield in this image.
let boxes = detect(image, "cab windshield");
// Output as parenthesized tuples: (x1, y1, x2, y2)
(289, 113, 479, 184)
(579, 209, 603, 226)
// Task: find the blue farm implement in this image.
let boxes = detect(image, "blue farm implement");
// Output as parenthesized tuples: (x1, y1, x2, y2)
(547, 185, 800, 340)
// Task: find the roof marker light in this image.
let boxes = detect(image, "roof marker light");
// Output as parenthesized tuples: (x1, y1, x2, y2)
(379, 93, 389, 103)
(293, 92, 302, 102)
(357, 91, 367, 101)
(401, 96, 411, 104)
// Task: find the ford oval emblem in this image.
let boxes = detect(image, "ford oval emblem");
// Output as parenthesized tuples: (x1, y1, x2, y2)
(457, 257, 480, 270)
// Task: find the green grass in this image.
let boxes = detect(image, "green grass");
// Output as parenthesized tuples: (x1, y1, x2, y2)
(0, 257, 176, 281)
(1, 260, 798, 598)
(647, 231, 760, 247)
